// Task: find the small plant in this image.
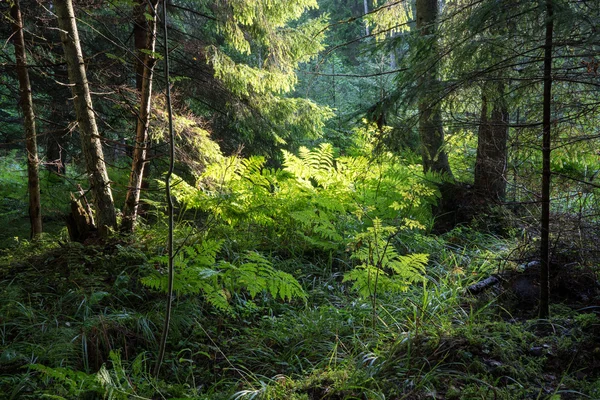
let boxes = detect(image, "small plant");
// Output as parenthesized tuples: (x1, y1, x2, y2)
(27, 363, 104, 398)
(141, 239, 306, 312)
(344, 218, 428, 326)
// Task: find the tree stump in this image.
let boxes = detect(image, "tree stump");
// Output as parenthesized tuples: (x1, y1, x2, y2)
(66, 193, 96, 242)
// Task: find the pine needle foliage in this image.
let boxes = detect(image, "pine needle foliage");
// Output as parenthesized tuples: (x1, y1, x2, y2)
(209, 0, 326, 96)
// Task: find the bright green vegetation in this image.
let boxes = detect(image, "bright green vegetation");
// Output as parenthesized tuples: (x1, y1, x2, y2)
(2, 0, 600, 399)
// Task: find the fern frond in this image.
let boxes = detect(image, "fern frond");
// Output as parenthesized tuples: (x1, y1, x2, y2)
(345, 219, 427, 298)
(233, 252, 306, 302)
(29, 364, 102, 398)
(141, 242, 305, 311)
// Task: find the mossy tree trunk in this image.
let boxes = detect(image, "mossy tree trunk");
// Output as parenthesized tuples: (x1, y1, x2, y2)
(55, 0, 116, 233)
(415, 0, 453, 177)
(474, 81, 509, 202)
(11, 0, 42, 238)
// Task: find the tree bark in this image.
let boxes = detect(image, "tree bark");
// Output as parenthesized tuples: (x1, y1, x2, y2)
(363, 0, 370, 36)
(11, 0, 42, 238)
(539, 0, 554, 319)
(55, 0, 117, 233)
(474, 82, 509, 202)
(133, 0, 149, 92)
(415, 0, 452, 177)
(121, 0, 160, 233)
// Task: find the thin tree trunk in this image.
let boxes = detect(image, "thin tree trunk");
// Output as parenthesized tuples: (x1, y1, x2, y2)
(55, 0, 116, 232)
(154, 0, 175, 377)
(11, 0, 42, 238)
(474, 82, 509, 202)
(133, 0, 148, 92)
(539, 0, 554, 319)
(364, 0, 370, 36)
(121, 0, 160, 232)
(415, 0, 452, 177)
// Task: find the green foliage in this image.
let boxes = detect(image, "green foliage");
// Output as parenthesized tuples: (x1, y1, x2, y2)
(140, 239, 306, 311)
(343, 218, 428, 298)
(2, 221, 600, 400)
(4, 0, 600, 398)
(148, 141, 435, 327)
(151, 109, 224, 178)
(0, 152, 134, 244)
(96, 351, 156, 400)
(228, 252, 306, 302)
(27, 364, 103, 399)
(0, 151, 25, 216)
(26, 351, 186, 399)
(173, 142, 437, 257)
(0, 152, 71, 230)
(255, 94, 334, 145)
(365, 0, 411, 40)
(446, 130, 477, 183)
(210, 0, 325, 95)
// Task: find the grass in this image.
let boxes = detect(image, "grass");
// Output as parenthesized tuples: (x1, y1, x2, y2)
(1, 216, 600, 400)
(2, 235, 599, 400)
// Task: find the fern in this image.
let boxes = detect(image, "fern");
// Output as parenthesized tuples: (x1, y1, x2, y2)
(140, 240, 306, 312)
(283, 143, 336, 188)
(343, 218, 427, 298)
(289, 205, 344, 250)
(28, 364, 103, 398)
(169, 142, 437, 257)
(226, 252, 306, 302)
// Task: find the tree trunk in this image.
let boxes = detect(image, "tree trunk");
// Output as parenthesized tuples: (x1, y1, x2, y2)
(415, 0, 452, 177)
(11, 0, 42, 238)
(55, 0, 116, 233)
(126, 0, 149, 160)
(364, 0, 370, 36)
(133, 0, 149, 92)
(539, 0, 554, 319)
(121, 0, 160, 233)
(415, 0, 456, 233)
(66, 193, 95, 242)
(474, 82, 508, 202)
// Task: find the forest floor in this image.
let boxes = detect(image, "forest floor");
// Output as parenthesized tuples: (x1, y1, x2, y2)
(1, 214, 600, 400)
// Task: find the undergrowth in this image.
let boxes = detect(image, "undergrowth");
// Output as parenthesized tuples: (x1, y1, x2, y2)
(1, 145, 599, 399)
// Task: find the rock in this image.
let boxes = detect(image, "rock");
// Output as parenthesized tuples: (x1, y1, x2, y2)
(529, 346, 544, 357)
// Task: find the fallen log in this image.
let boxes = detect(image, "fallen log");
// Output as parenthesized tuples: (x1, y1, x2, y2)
(465, 275, 500, 295)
